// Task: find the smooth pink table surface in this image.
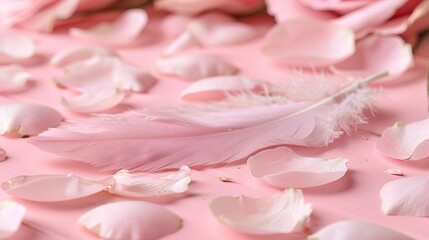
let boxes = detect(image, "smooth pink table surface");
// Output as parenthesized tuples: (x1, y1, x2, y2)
(1, 12, 429, 240)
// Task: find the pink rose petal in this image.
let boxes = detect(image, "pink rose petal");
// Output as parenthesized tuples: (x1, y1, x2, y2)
(61, 87, 126, 113)
(209, 189, 312, 235)
(332, 35, 413, 79)
(331, 0, 408, 33)
(180, 75, 272, 102)
(0, 65, 30, 93)
(380, 177, 429, 217)
(376, 119, 429, 160)
(154, 0, 264, 15)
(162, 31, 201, 56)
(384, 169, 404, 176)
(263, 20, 355, 67)
(308, 220, 413, 240)
(0, 147, 6, 162)
(0, 33, 35, 63)
(50, 46, 115, 68)
(156, 54, 239, 81)
(112, 63, 158, 93)
(78, 201, 182, 240)
(69, 9, 148, 46)
(299, 0, 371, 13)
(0, 103, 62, 136)
(107, 166, 191, 198)
(161, 14, 192, 37)
(1, 174, 105, 202)
(247, 147, 348, 188)
(266, 0, 336, 22)
(0, 201, 26, 239)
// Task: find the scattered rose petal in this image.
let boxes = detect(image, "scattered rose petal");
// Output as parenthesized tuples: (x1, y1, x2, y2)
(50, 46, 115, 68)
(266, 0, 336, 23)
(219, 176, 233, 183)
(180, 76, 272, 102)
(78, 201, 182, 240)
(376, 119, 429, 160)
(162, 31, 201, 56)
(0, 103, 62, 137)
(107, 166, 191, 198)
(111, 62, 158, 93)
(161, 14, 192, 37)
(247, 147, 348, 188)
(299, 0, 371, 13)
(308, 220, 413, 240)
(332, 35, 413, 79)
(61, 87, 126, 113)
(0, 147, 6, 162)
(380, 176, 429, 217)
(0, 201, 26, 239)
(0, 65, 30, 93)
(188, 16, 258, 47)
(1, 174, 105, 202)
(209, 189, 312, 234)
(156, 54, 238, 81)
(384, 169, 404, 176)
(154, 0, 264, 15)
(263, 20, 355, 66)
(69, 9, 148, 46)
(0, 33, 35, 63)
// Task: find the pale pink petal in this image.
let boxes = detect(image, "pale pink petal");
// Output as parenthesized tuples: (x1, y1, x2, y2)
(156, 54, 239, 81)
(384, 169, 404, 176)
(308, 220, 413, 240)
(50, 46, 115, 68)
(0, 33, 35, 63)
(162, 31, 201, 56)
(266, 0, 336, 22)
(247, 147, 348, 188)
(380, 177, 429, 217)
(112, 64, 158, 93)
(78, 201, 182, 240)
(180, 76, 272, 102)
(161, 14, 192, 37)
(76, 0, 117, 11)
(331, 0, 408, 33)
(61, 88, 126, 113)
(263, 20, 355, 67)
(299, 0, 371, 13)
(0, 147, 6, 162)
(376, 119, 429, 160)
(154, 0, 264, 15)
(0, 201, 26, 239)
(188, 17, 258, 46)
(332, 35, 413, 79)
(209, 189, 312, 235)
(1, 174, 105, 202)
(107, 166, 191, 197)
(69, 9, 148, 46)
(0, 65, 29, 93)
(0, 103, 62, 136)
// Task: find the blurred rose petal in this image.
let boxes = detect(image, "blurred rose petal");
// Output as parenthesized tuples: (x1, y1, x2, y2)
(332, 0, 408, 33)
(380, 177, 429, 217)
(209, 189, 312, 234)
(112, 63, 158, 93)
(107, 166, 191, 197)
(69, 9, 148, 46)
(154, 0, 264, 15)
(308, 220, 413, 240)
(76, 0, 117, 11)
(162, 31, 201, 56)
(0, 33, 35, 63)
(1, 174, 105, 202)
(156, 54, 238, 81)
(247, 147, 348, 188)
(61, 87, 126, 113)
(78, 201, 182, 240)
(263, 20, 355, 67)
(376, 119, 429, 160)
(299, 0, 371, 13)
(266, 0, 336, 22)
(332, 35, 413, 79)
(0, 103, 62, 137)
(161, 14, 192, 37)
(0, 201, 26, 239)
(384, 169, 404, 176)
(180, 75, 271, 102)
(0, 65, 29, 93)
(50, 46, 115, 68)
(0, 147, 6, 162)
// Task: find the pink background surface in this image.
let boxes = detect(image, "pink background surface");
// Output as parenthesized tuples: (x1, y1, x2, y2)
(1, 12, 429, 240)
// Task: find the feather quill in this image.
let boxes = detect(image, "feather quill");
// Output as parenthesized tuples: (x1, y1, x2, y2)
(30, 73, 386, 171)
